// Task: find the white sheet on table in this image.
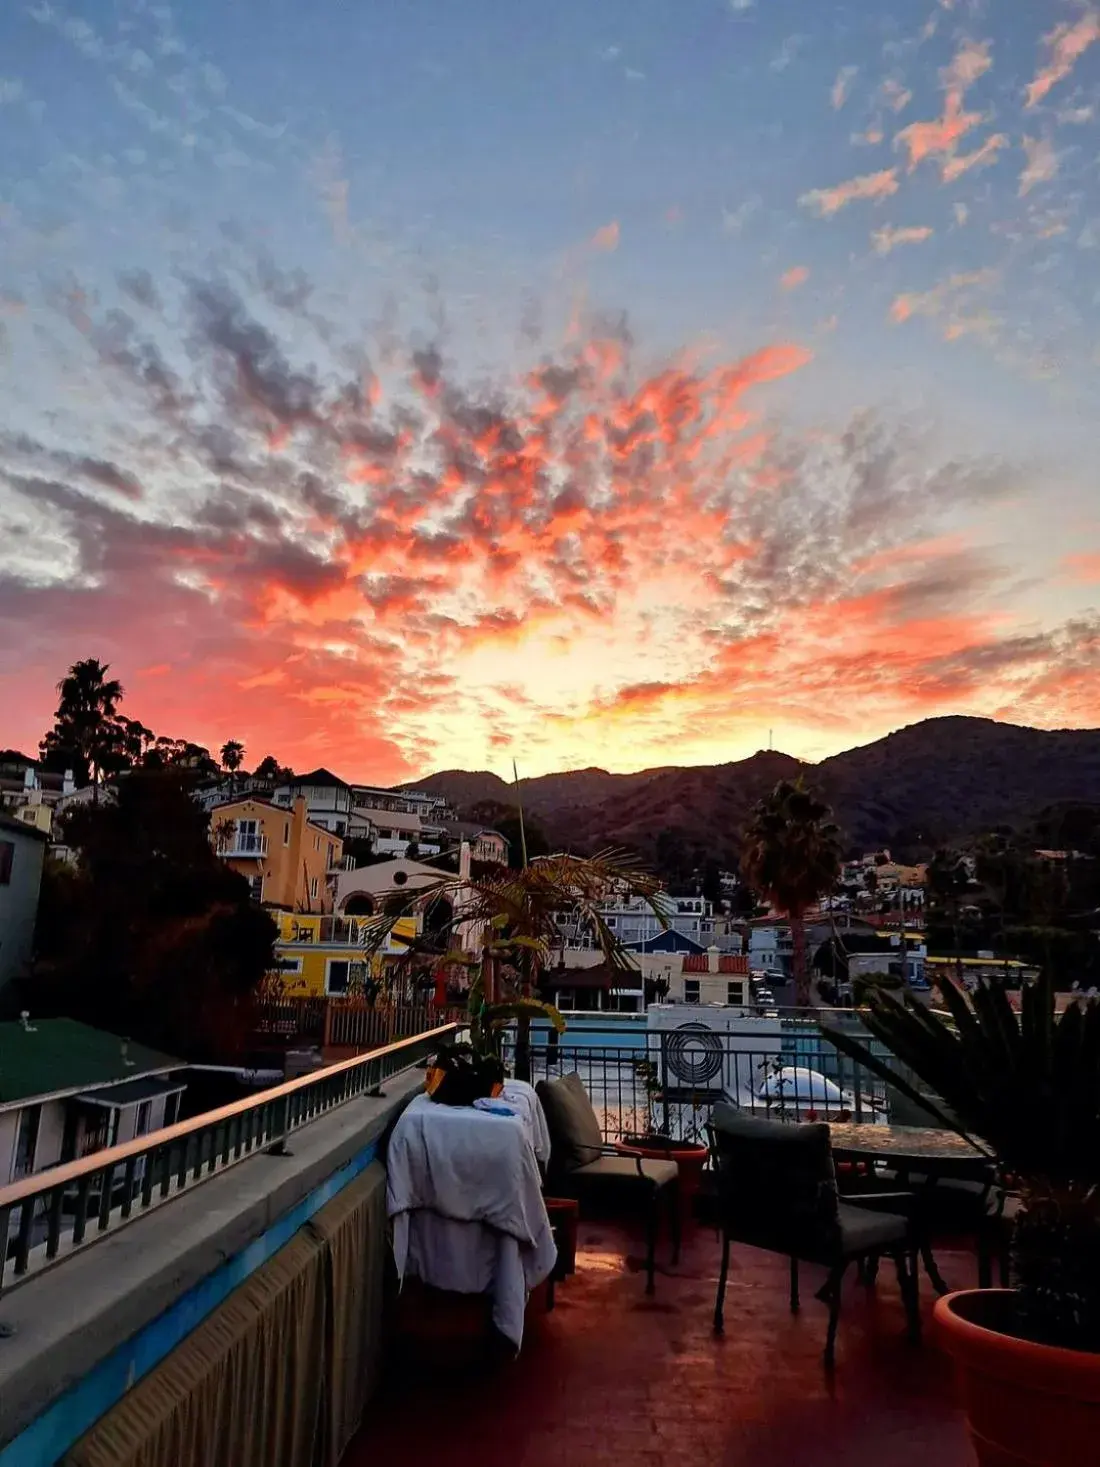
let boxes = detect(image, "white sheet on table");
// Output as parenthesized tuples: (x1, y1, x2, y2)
(392, 1211, 554, 1348)
(387, 1091, 557, 1348)
(501, 1079, 551, 1166)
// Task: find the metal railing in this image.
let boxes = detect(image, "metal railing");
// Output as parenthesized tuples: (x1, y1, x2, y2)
(217, 833, 269, 857)
(0, 1023, 457, 1297)
(501, 1023, 904, 1147)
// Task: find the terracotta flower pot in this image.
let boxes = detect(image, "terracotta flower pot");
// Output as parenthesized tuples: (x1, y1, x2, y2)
(935, 1289, 1100, 1467)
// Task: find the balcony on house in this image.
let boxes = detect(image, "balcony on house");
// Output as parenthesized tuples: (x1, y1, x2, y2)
(0, 1012, 978, 1467)
(217, 831, 269, 858)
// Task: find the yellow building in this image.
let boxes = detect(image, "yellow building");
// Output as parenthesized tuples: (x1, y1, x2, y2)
(210, 796, 342, 912)
(270, 911, 420, 997)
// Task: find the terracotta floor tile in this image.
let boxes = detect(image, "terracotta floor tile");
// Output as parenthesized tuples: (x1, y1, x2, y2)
(345, 1220, 973, 1467)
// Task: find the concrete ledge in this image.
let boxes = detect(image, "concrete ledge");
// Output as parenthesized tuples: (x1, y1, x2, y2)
(0, 1070, 422, 1452)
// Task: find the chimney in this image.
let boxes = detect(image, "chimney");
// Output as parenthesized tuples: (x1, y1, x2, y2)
(62, 769, 75, 796)
(459, 839, 471, 882)
(708, 945, 719, 973)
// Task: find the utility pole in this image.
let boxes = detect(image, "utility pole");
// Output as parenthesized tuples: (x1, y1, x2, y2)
(512, 758, 528, 868)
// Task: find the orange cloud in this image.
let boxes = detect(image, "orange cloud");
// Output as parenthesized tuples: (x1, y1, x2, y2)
(1026, 13, 1100, 109)
(1064, 552, 1100, 584)
(1019, 136, 1058, 196)
(799, 168, 898, 216)
(831, 66, 857, 109)
(590, 221, 620, 253)
(941, 132, 1007, 182)
(780, 265, 810, 290)
(894, 38, 994, 177)
(872, 224, 933, 255)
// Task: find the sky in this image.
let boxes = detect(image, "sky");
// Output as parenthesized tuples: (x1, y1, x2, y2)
(1, 0, 1099, 784)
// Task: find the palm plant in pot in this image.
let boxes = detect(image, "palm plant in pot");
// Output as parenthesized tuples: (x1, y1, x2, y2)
(823, 971, 1100, 1467)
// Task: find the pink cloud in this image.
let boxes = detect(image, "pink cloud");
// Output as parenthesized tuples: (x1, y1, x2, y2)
(894, 38, 994, 176)
(590, 221, 620, 252)
(1026, 13, 1100, 109)
(799, 168, 898, 216)
(831, 66, 857, 109)
(779, 265, 810, 290)
(1019, 136, 1058, 196)
(872, 224, 934, 255)
(941, 133, 1008, 182)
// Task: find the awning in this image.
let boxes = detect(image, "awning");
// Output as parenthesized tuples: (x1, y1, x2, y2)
(74, 1074, 186, 1109)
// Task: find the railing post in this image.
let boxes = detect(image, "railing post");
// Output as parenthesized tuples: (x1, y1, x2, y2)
(323, 999, 334, 1051)
(659, 1031, 671, 1137)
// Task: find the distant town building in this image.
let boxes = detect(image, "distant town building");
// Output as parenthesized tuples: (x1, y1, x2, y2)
(0, 811, 48, 991)
(272, 768, 354, 838)
(209, 796, 342, 911)
(0, 1018, 184, 1184)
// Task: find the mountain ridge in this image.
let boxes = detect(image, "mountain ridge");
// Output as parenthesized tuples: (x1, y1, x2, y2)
(403, 717, 1100, 862)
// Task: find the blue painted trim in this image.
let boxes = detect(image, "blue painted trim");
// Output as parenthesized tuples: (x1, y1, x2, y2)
(0, 1139, 380, 1467)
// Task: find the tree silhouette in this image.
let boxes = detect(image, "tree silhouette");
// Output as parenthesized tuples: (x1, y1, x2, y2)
(220, 739, 246, 795)
(40, 658, 125, 801)
(741, 780, 843, 1007)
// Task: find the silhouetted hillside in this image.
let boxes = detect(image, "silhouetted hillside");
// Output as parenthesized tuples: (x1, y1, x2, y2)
(407, 717, 1100, 865)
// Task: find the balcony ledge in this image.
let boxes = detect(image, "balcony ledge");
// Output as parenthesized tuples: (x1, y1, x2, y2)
(0, 1069, 423, 1452)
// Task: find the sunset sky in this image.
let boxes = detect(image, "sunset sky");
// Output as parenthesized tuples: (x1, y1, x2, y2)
(1, 0, 1099, 783)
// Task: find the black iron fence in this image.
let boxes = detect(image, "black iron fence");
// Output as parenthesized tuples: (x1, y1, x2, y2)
(0, 1023, 457, 1296)
(501, 1023, 907, 1145)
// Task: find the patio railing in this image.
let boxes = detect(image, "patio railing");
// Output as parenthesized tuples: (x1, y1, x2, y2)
(501, 1022, 909, 1145)
(0, 1023, 457, 1297)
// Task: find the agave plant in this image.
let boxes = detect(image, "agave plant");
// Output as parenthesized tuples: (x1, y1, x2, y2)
(823, 971, 1100, 1350)
(360, 848, 666, 1077)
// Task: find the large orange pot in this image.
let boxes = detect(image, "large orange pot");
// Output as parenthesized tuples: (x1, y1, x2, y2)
(614, 1135, 709, 1212)
(935, 1290, 1100, 1467)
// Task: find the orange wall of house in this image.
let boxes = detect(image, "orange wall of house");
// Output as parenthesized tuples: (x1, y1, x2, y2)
(214, 798, 342, 911)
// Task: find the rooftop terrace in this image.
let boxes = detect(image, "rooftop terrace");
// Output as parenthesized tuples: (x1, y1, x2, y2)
(350, 1217, 973, 1467)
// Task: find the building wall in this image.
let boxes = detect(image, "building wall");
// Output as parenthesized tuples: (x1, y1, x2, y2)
(211, 798, 342, 912)
(0, 821, 46, 990)
(0, 1109, 18, 1183)
(270, 911, 419, 997)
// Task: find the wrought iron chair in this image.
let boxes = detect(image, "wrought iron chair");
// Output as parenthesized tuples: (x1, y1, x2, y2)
(707, 1105, 921, 1367)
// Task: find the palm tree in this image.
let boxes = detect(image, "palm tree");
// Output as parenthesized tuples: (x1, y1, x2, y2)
(47, 658, 125, 802)
(741, 779, 843, 1008)
(927, 848, 972, 981)
(363, 849, 667, 1079)
(220, 740, 246, 795)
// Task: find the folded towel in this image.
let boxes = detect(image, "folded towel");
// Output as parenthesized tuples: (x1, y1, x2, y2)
(473, 1098, 518, 1117)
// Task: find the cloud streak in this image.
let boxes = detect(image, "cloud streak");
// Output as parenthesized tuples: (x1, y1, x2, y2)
(1025, 13, 1100, 109)
(799, 168, 898, 216)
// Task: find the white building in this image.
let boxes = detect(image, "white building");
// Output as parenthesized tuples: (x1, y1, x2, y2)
(0, 1018, 185, 1185)
(272, 768, 354, 838)
(0, 812, 48, 991)
(556, 893, 741, 954)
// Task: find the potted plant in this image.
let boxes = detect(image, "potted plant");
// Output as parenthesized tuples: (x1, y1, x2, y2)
(424, 1039, 506, 1107)
(614, 1058, 710, 1208)
(823, 971, 1100, 1467)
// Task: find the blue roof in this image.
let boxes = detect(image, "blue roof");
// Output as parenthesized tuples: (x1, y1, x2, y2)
(623, 929, 706, 955)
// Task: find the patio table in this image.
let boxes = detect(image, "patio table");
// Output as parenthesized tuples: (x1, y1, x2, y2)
(828, 1122, 993, 1294)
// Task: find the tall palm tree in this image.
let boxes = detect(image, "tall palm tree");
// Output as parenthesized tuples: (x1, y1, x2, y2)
(49, 658, 125, 802)
(220, 740, 246, 795)
(741, 779, 843, 1008)
(363, 849, 666, 1079)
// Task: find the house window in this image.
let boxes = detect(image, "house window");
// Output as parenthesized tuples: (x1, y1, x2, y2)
(248, 874, 264, 901)
(12, 1105, 40, 1180)
(327, 959, 366, 995)
(164, 1092, 181, 1126)
(283, 823, 290, 846)
(314, 835, 320, 851)
(0, 840, 14, 885)
(276, 956, 303, 975)
(684, 980, 700, 1004)
(309, 875, 319, 900)
(727, 981, 744, 1005)
(135, 1101, 152, 1137)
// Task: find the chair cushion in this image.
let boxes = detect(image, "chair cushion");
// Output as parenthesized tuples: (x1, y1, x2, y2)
(836, 1201, 908, 1255)
(569, 1155, 679, 1188)
(708, 1105, 839, 1252)
(536, 1072, 606, 1172)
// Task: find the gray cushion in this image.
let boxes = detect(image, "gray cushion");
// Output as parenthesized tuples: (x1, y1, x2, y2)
(836, 1201, 908, 1255)
(709, 1105, 839, 1249)
(571, 1155, 679, 1188)
(536, 1072, 606, 1172)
